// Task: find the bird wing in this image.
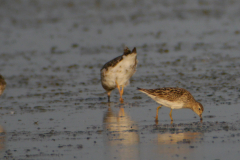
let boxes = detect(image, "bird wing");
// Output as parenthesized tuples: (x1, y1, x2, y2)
(138, 87, 190, 102)
(100, 55, 123, 71)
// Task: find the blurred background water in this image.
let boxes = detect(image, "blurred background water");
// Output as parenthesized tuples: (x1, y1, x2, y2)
(1, 0, 240, 159)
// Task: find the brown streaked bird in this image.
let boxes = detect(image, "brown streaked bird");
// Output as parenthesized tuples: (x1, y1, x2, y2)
(101, 47, 138, 103)
(137, 87, 204, 122)
(0, 75, 6, 96)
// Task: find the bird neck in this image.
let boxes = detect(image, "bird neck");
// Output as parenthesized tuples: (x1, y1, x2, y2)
(183, 100, 196, 110)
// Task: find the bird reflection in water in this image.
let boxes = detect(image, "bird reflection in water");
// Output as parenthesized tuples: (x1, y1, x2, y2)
(0, 75, 6, 96)
(103, 104, 139, 159)
(156, 129, 203, 156)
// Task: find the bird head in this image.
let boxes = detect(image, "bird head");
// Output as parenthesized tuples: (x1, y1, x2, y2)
(192, 102, 204, 120)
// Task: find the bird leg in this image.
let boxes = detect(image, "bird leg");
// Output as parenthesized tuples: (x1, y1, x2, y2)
(155, 105, 162, 122)
(115, 80, 124, 103)
(169, 109, 173, 121)
(116, 81, 121, 99)
(107, 92, 111, 102)
(119, 85, 124, 103)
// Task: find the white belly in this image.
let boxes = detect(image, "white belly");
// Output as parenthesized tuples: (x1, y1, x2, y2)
(149, 95, 184, 109)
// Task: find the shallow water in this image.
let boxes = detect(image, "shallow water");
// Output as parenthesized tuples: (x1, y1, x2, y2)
(1, 0, 240, 159)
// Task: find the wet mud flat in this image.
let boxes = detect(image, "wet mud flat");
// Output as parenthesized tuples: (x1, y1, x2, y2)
(1, 0, 240, 159)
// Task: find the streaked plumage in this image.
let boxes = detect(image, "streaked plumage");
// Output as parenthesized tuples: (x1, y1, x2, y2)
(0, 75, 6, 96)
(101, 47, 138, 102)
(137, 87, 204, 122)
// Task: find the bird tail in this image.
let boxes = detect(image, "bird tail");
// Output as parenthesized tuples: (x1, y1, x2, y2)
(137, 87, 148, 93)
(137, 87, 155, 96)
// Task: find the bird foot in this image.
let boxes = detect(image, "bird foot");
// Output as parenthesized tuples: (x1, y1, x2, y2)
(120, 98, 124, 103)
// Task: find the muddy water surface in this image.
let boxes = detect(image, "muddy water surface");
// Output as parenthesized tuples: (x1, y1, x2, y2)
(1, 0, 240, 159)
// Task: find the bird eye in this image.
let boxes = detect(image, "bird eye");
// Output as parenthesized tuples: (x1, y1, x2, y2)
(199, 107, 201, 110)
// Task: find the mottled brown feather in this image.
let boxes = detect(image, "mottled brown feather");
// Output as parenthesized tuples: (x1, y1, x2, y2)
(137, 87, 195, 102)
(0, 75, 6, 96)
(0, 75, 6, 86)
(100, 47, 132, 71)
